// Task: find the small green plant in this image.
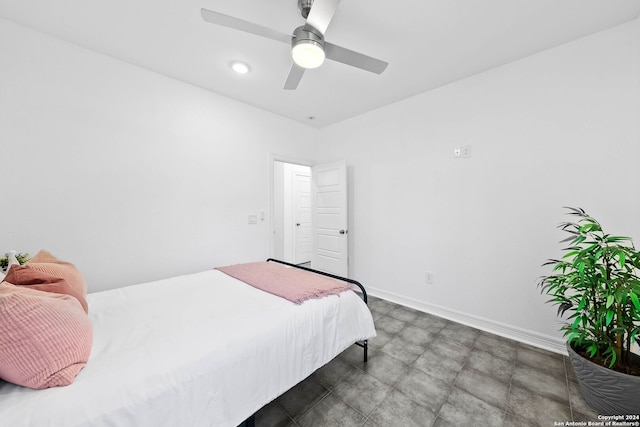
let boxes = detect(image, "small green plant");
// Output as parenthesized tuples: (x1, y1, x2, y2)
(0, 252, 30, 272)
(539, 207, 640, 374)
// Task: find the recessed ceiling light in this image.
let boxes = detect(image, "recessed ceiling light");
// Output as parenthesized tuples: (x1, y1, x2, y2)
(230, 61, 250, 74)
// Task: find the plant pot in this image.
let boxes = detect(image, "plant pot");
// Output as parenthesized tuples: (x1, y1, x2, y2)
(566, 342, 640, 415)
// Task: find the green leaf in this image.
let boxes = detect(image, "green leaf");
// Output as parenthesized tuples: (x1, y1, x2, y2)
(605, 310, 614, 326)
(579, 223, 594, 233)
(630, 292, 640, 311)
(606, 294, 614, 309)
(563, 251, 579, 260)
(572, 316, 582, 329)
(618, 251, 626, 269)
(566, 332, 580, 343)
(606, 235, 631, 243)
(577, 262, 584, 276)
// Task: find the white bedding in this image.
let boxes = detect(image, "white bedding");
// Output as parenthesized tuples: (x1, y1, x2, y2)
(0, 269, 376, 427)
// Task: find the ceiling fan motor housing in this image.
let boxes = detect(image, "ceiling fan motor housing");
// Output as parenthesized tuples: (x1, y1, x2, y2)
(292, 25, 324, 47)
(298, 0, 314, 19)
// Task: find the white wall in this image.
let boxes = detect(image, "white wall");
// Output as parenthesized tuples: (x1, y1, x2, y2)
(0, 18, 318, 292)
(316, 18, 640, 353)
(2, 14, 639, 354)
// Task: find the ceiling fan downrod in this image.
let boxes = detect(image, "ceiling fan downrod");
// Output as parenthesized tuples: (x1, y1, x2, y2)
(298, 0, 314, 19)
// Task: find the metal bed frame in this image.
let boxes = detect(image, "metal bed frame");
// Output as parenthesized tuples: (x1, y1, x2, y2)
(241, 258, 371, 427)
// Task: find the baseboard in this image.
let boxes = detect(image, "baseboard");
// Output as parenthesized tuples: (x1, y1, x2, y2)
(367, 287, 567, 356)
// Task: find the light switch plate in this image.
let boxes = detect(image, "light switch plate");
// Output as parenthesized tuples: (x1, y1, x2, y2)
(461, 145, 472, 158)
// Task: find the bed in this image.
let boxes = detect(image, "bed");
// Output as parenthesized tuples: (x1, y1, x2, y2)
(0, 258, 376, 427)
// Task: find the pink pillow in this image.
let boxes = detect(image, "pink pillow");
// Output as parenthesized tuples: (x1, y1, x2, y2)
(25, 250, 88, 302)
(0, 283, 93, 389)
(4, 265, 89, 314)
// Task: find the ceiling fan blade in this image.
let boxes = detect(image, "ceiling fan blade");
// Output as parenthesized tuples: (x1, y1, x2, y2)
(324, 42, 388, 74)
(201, 8, 291, 44)
(283, 64, 306, 90)
(304, 0, 341, 35)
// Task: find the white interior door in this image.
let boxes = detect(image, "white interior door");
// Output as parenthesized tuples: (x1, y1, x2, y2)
(311, 160, 348, 276)
(293, 169, 311, 264)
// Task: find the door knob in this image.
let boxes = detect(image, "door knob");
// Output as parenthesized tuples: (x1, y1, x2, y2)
(339, 229, 347, 235)
(296, 223, 301, 226)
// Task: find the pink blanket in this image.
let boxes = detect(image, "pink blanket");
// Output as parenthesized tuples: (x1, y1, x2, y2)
(216, 262, 352, 304)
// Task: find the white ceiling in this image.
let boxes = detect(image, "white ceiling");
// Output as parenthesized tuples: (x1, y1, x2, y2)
(1, 1, 639, 128)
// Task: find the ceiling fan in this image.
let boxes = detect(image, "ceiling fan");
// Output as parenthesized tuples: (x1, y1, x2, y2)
(200, 0, 388, 90)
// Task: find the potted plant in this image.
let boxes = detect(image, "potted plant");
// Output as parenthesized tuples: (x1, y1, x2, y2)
(539, 207, 640, 415)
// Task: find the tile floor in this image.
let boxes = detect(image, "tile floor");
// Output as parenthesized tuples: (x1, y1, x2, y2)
(251, 296, 601, 427)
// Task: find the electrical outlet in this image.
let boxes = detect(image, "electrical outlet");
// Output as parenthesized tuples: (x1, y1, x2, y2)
(425, 272, 434, 285)
(453, 148, 461, 158)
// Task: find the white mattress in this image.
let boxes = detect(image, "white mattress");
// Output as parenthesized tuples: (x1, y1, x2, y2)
(0, 269, 376, 427)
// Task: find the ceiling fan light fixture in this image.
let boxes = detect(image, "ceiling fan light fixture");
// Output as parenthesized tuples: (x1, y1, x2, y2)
(292, 40, 325, 69)
(291, 26, 325, 69)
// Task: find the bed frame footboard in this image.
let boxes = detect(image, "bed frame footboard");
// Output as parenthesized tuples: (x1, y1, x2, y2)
(266, 258, 370, 364)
